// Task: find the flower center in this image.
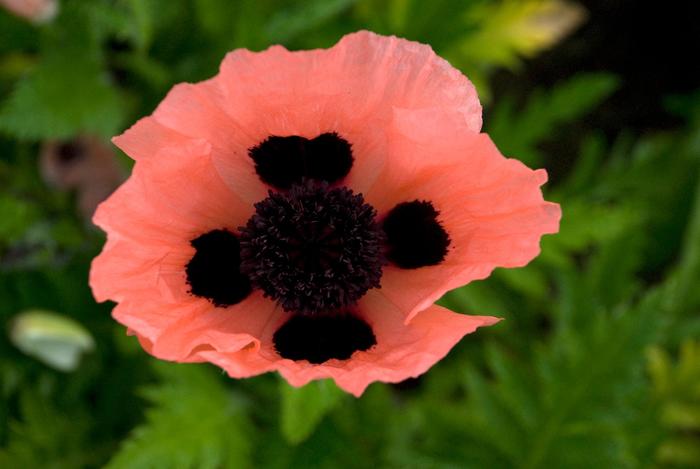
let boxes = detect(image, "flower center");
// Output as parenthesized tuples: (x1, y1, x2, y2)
(239, 180, 385, 315)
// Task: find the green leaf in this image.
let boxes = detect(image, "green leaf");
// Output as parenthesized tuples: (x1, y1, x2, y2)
(123, 0, 156, 51)
(265, 0, 358, 43)
(668, 166, 700, 313)
(194, 0, 235, 38)
(0, 194, 39, 243)
(487, 72, 620, 166)
(280, 379, 345, 445)
(0, 390, 94, 468)
(539, 198, 642, 265)
(107, 363, 253, 469)
(0, 3, 125, 139)
(455, 0, 587, 70)
(648, 341, 700, 467)
(0, 55, 124, 139)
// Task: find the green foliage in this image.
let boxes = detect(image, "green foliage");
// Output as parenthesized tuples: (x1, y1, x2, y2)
(0, 49, 124, 139)
(0, 2, 125, 139)
(280, 380, 346, 444)
(487, 72, 621, 166)
(106, 363, 253, 469)
(0, 390, 94, 468)
(266, 0, 359, 43)
(648, 341, 700, 468)
(390, 246, 672, 468)
(453, 0, 586, 68)
(0, 194, 40, 243)
(0, 139, 88, 268)
(352, 0, 586, 98)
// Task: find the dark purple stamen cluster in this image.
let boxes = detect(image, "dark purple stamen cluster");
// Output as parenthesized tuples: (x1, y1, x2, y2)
(239, 180, 385, 315)
(184, 132, 451, 364)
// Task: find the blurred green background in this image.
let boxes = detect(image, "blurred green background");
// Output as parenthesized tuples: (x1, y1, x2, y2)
(1, 0, 700, 468)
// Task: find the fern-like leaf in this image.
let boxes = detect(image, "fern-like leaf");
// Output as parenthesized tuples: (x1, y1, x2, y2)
(106, 363, 253, 469)
(487, 72, 620, 166)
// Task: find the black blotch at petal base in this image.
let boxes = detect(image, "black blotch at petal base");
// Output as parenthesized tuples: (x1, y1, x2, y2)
(249, 133, 353, 189)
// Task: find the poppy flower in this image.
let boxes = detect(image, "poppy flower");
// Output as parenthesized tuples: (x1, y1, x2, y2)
(1, 0, 57, 23)
(40, 136, 125, 220)
(90, 31, 560, 396)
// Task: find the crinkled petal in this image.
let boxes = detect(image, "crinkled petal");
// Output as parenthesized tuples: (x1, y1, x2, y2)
(217, 31, 481, 135)
(93, 31, 556, 394)
(366, 111, 561, 322)
(114, 31, 481, 198)
(101, 259, 280, 366)
(91, 139, 252, 317)
(214, 31, 481, 194)
(128, 329, 206, 364)
(112, 81, 267, 204)
(198, 291, 499, 396)
(149, 291, 282, 361)
(112, 118, 192, 161)
(113, 293, 280, 368)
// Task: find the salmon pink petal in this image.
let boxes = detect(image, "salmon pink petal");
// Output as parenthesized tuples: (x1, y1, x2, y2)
(91, 140, 251, 308)
(114, 31, 481, 198)
(112, 300, 202, 347)
(197, 292, 498, 396)
(196, 346, 279, 378)
(120, 298, 278, 370)
(128, 329, 206, 364)
(335, 296, 499, 396)
(90, 236, 191, 305)
(112, 118, 192, 162)
(112, 292, 281, 365)
(131, 330, 155, 355)
(149, 291, 282, 361)
(112, 82, 267, 204)
(217, 31, 481, 135)
(366, 112, 561, 322)
(211, 30, 481, 195)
